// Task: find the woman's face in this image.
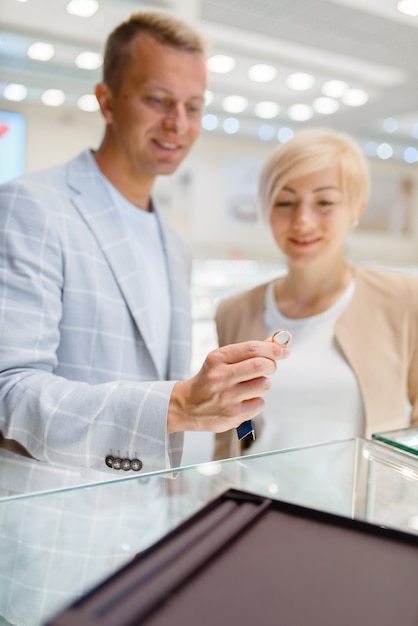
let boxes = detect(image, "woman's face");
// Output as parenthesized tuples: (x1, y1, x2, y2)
(269, 165, 358, 269)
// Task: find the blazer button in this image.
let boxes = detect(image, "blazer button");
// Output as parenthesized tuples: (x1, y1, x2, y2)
(131, 459, 143, 472)
(121, 459, 131, 471)
(112, 457, 122, 470)
(105, 455, 114, 468)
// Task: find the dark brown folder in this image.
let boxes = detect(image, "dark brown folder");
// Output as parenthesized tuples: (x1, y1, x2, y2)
(47, 488, 418, 626)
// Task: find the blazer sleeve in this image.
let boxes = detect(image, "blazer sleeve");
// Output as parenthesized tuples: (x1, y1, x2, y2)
(0, 177, 183, 474)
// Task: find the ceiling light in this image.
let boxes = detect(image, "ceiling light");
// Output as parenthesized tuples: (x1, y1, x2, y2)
(376, 143, 394, 160)
(41, 89, 65, 107)
(277, 127, 294, 143)
(313, 97, 340, 114)
(404, 147, 418, 163)
(287, 104, 313, 121)
(207, 54, 235, 74)
(3, 83, 27, 101)
(223, 117, 240, 134)
(258, 124, 275, 141)
(222, 95, 248, 113)
(342, 88, 368, 106)
(254, 101, 280, 119)
(286, 72, 314, 91)
(204, 90, 214, 106)
(27, 42, 55, 61)
(321, 80, 348, 98)
(364, 141, 379, 157)
(67, 0, 99, 17)
(77, 94, 99, 112)
(383, 117, 399, 133)
(75, 51, 103, 70)
(202, 114, 218, 131)
(397, 0, 418, 16)
(248, 64, 277, 83)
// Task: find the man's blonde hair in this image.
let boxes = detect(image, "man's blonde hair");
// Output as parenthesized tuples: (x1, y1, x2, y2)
(103, 11, 207, 92)
(258, 127, 370, 222)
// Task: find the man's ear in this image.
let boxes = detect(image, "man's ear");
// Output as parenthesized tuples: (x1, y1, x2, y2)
(95, 83, 114, 123)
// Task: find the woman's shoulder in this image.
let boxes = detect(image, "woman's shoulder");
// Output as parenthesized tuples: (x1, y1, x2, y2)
(354, 265, 418, 303)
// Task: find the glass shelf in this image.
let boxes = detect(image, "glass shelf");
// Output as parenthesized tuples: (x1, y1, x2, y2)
(372, 426, 418, 457)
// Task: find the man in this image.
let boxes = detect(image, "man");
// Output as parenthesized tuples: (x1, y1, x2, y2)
(0, 11, 288, 477)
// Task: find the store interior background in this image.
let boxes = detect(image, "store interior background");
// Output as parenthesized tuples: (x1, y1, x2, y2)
(1, 0, 418, 463)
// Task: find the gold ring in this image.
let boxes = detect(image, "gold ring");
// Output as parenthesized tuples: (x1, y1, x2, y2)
(272, 329, 292, 347)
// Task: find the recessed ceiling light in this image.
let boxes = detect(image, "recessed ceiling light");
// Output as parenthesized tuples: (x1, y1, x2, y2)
(248, 64, 277, 83)
(287, 104, 313, 121)
(202, 113, 218, 131)
(77, 94, 99, 112)
(207, 54, 235, 74)
(222, 95, 248, 113)
(404, 147, 418, 163)
(27, 42, 55, 61)
(223, 117, 240, 134)
(254, 101, 280, 119)
(313, 97, 340, 114)
(383, 117, 398, 133)
(41, 89, 65, 107)
(277, 127, 294, 143)
(204, 90, 214, 106)
(286, 72, 314, 91)
(376, 143, 394, 160)
(397, 0, 418, 16)
(3, 83, 27, 101)
(67, 0, 99, 18)
(75, 51, 103, 70)
(364, 141, 378, 157)
(341, 88, 368, 106)
(258, 124, 275, 141)
(321, 80, 348, 98)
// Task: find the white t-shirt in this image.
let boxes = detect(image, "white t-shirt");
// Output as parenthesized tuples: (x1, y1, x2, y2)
(102, 180, 171, 380)
(247, 280, 365, 454)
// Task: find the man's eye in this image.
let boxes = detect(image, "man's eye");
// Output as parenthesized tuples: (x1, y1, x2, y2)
(187, 103, 203, 114)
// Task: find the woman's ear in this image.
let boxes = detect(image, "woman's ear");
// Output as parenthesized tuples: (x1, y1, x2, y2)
(352, 200, 366, 226)
(95, 83, 114, 124)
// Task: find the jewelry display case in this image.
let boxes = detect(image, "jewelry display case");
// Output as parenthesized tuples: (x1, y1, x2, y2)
(0, 437, 417, 626)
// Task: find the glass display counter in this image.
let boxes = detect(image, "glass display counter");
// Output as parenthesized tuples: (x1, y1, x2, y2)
(0, 437, 417, 626)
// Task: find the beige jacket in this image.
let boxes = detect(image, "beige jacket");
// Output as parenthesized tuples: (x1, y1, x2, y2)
(214, 266, 418, 460)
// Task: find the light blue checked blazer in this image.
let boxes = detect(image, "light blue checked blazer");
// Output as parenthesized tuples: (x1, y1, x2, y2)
(0, 150, 192, 473)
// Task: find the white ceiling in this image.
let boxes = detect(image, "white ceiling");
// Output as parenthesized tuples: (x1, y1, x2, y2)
(1, 0, 418, 160)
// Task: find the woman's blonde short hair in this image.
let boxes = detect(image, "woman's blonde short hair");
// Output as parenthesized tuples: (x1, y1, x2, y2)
(258, 127, 370, 222)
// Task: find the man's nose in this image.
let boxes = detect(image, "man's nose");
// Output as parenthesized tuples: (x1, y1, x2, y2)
(163, 103, 189, 134)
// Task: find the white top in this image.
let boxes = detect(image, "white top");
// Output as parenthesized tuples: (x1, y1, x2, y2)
(102, 179, 171, 380)
(247, 280, 365, 454)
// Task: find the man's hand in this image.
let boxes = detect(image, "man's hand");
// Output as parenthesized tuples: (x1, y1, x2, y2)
(167, 339, 290, 434)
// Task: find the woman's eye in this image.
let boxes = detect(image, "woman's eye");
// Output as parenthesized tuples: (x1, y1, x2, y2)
(274, 201, 293, 208)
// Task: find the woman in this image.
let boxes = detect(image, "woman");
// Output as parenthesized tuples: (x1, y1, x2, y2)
(214, 127, 418, 459)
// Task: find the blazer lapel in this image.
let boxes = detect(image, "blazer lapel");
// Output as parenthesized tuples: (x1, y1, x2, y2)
(65, 151, 158, 372)
(65, 150, 192, 381)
